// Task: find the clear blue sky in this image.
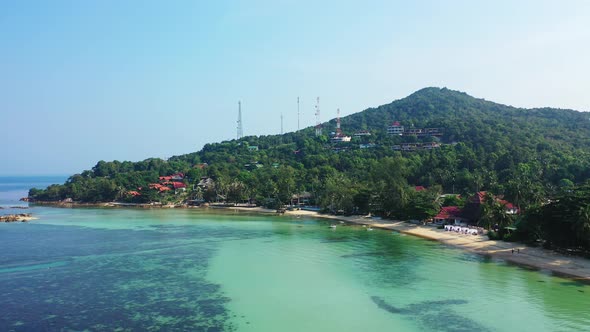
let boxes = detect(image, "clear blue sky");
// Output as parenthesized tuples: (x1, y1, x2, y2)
(1, 0, 589, 175)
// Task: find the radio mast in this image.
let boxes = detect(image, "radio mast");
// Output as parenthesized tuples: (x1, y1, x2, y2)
(237, 101, 243, 139)
(314, 97, 322, 136)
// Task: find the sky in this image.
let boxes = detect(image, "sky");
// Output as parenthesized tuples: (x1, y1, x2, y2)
(1, 0, 589, 175)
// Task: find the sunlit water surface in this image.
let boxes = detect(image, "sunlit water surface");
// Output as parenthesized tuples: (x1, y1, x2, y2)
(1, 206, 589, 331)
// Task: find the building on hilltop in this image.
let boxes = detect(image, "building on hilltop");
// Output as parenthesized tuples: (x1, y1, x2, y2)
(353, 130, 371, 137)
(359, 143, 377, 149)
(387, 121, 443, 137)
(392, 142, 441, 151)
(330, 134, 352, 143)
(387, 121, 404, 135)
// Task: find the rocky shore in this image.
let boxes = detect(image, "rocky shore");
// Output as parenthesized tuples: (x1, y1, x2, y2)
(1, 213, 35, 222)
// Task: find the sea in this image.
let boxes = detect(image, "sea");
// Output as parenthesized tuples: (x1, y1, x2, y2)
(0, 176, 589, 331)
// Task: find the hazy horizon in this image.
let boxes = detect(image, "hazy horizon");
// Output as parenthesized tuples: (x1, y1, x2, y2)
(2, 1, 589, 175)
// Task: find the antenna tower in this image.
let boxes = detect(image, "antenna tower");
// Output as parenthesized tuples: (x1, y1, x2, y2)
(281, 113, 284, 135)
(237, 101, 243, 139)
(336, 108, 342, 135)
(314, 97, 322, 136)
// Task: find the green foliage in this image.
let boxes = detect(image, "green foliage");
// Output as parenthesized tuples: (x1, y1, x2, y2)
(518, 183, 590, 251)
(28, 87, 590, 251)
(478, 193, 514, 230)
(441, 195, 464, 207)
(487, 230, 501, 240)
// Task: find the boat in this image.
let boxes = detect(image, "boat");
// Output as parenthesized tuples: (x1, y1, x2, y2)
(367, 227, 374, 231)
(329, 224, 337, 229)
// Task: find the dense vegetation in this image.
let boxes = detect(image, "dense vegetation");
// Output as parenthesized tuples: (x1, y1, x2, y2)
(29, 87, 590, 252)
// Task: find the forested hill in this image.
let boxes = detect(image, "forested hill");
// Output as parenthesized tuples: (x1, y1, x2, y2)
(345, 87, 590, 150)
(30, 87, 590, 214)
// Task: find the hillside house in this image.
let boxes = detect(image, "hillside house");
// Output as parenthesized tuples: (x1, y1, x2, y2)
(387, 121, 404, 135)
(330, 134, 352, 142)
(359, 143, 377, 149)
(393, 143, 441, 151)
(353, 130, 371, 137)
(197, 177, 215, 190)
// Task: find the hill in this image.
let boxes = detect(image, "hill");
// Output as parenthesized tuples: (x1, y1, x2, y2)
(30, 87, 590, 213)
(27, 87, 590, 253)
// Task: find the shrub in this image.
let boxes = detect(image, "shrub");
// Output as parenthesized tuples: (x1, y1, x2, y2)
(487, 230, 501, 240)
(503, 233, 516, 242)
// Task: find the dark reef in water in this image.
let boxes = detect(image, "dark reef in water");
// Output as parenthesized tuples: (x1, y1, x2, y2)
(0, 224, 275, 331)
(371, 296, 489, 332)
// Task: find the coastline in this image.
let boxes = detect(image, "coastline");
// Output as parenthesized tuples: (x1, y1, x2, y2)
(282, 209, 590, 283)
(28, 201, 590, 282)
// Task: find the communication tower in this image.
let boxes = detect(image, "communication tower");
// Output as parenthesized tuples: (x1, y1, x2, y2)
(315, 97, 322, 136)
(237, 101, 243, 139)
(336, 108, 342, 135)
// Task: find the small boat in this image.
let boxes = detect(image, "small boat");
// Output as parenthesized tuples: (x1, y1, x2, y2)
(329, 224, 337, 229)
(367, 227, 374, 231)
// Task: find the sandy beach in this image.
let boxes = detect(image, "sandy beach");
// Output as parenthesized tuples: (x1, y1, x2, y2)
(269, 209, 590, 283)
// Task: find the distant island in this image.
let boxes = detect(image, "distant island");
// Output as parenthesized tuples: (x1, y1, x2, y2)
(29, 87, 590, 256)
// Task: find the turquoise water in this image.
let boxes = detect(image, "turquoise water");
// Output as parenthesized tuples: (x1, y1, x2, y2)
(0, 207, 589, 331)
(0, 177, 589, 331)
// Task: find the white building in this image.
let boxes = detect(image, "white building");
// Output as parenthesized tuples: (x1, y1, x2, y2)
(387, 121, 404, 135)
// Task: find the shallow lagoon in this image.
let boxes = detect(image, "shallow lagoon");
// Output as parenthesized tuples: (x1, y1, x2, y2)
(0, 207, 588, 331)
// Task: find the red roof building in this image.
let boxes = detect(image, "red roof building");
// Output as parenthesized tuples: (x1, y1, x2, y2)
(148, 183, 172, 192)
(434, 206, 465, 224)
(172, 182, 186, 189)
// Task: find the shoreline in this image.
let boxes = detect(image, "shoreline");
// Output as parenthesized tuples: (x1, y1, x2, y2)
(28, 201, 590, 282)
(282, 209, 590, 283)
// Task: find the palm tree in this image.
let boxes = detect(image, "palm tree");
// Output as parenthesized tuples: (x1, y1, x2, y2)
(478, 193, 513, 230)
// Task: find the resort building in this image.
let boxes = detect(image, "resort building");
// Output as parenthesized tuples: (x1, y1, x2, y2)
(433, 206, 468, 225)
(387, 121, 404, 135)
(353, 130, 372, 137)
(393, 142, 441, 151)
(330, 134, 352, 142)
(359, 143, 377, 149)
(434, 192, 519, 225)
(387, 121, 443, 137)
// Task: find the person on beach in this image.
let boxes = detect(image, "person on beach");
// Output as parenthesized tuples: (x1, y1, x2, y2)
(511, 249, 514, 254)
